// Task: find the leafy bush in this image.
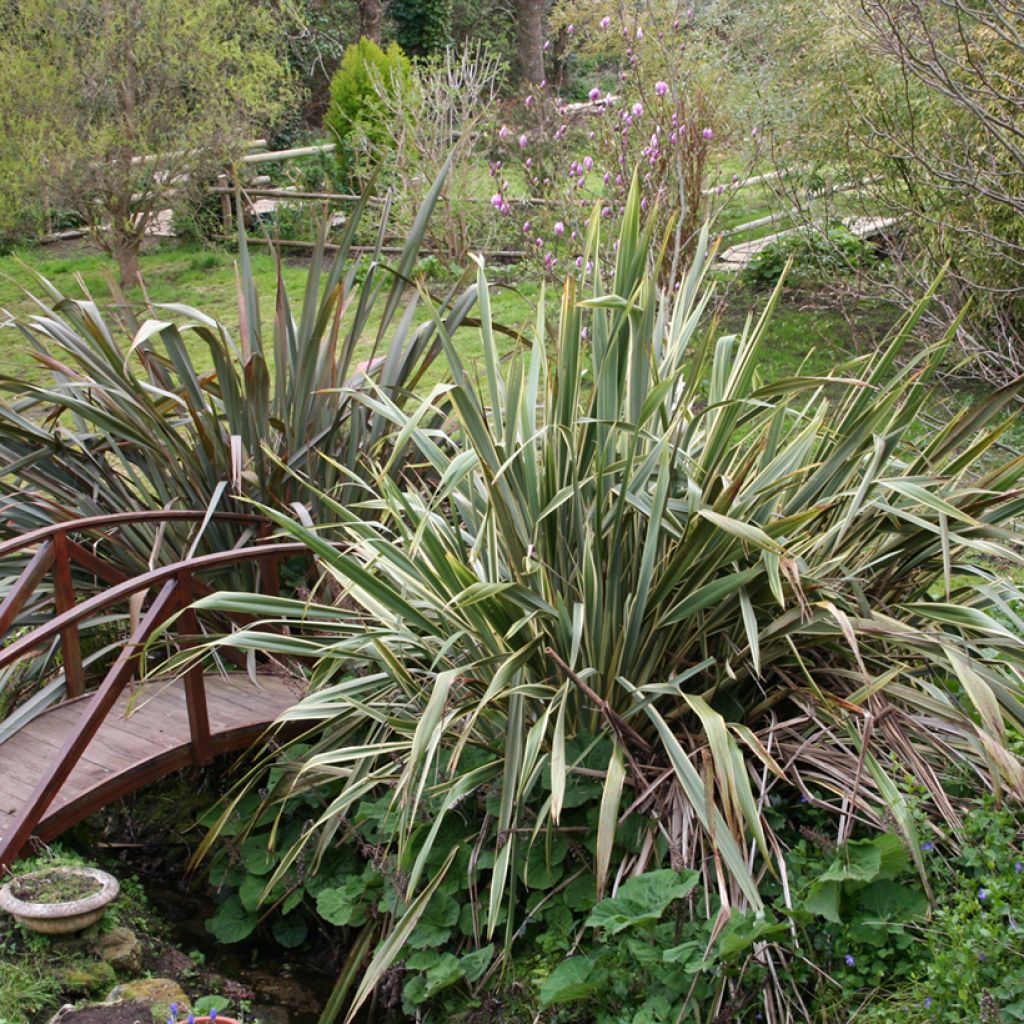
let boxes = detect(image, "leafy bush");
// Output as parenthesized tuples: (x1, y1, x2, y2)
(325, 38, 412, 188)
(191, 179, 1024, 1021)
(742, 224, 872, 287)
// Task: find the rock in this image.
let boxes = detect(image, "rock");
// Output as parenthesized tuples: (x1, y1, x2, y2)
(108, 979, 189, 1024)
(91, 927, 144, 973)
(252, 1006, 289, 1024)
(58, 960, 117, 996)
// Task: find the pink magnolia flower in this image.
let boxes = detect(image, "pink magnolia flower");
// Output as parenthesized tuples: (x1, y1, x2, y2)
(490, 193, 503, 208)
(702, 127, 714, 139)
(655, 81, 668, 96)
(583, 155, 594, 170)
(600, 15, 611, 28)
(589, 87, 601, 102)
(554, 221, 565, 236)
(498, 125, 511, 140)
(632, 102, 644, 117)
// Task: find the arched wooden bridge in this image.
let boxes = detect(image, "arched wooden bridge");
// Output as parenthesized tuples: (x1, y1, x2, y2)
(0, 512, 313, 871)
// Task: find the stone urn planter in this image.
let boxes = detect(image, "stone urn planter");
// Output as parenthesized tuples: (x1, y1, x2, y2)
(0, 865, 119, 934)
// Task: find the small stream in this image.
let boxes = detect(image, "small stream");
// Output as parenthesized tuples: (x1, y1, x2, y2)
(134, 878, 338, 1024)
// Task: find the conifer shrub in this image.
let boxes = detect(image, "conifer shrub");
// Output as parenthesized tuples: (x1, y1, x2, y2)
(325, 38, 412, 188)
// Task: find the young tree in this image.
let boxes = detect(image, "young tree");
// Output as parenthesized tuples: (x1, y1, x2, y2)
(0, 0, 294, 285)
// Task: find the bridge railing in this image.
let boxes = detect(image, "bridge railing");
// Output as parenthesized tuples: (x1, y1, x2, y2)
(0, 512, 311, 869)
(0, 511, 280, 698)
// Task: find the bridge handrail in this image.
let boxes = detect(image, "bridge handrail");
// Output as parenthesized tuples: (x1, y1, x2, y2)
(0, 540, 308, 673)
(0, 509, 272, 559)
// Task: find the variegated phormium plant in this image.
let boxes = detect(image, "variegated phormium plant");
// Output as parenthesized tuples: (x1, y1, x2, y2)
(190, 179, 1024, 1021)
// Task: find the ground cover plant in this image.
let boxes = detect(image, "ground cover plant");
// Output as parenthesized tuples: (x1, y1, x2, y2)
(178, 180, 1024, 1021)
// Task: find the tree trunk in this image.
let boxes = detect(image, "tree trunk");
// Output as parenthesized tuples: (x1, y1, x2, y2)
(357, 0, 383, 41)
(514, 0, 545, 85)
(111, 240, 142, 290)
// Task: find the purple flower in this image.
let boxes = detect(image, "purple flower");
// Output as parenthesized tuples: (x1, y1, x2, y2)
(1016, 861, 1023, 873)
(589, 87, 601, 102)
(655, 81, 668, 96)
(921, 841, 935, 852)
(490, 193, 503, 208)
(553, 221, 565, 236)
(170, 1007, 178, 1018)
(543, 39, 551, 51)
(567, 23, 575, 34)
(632, 102, 644, 117)
(636, 26, 643, 39)
(979, 888, 990, 902)
(209, 1012, 217, 1022)
(525, 158, 533, 169)
(519, 134, 528, 148)
(924, 997, 932, 1009)
(844, 954, 855, 967)
(525, 95, 534, 109)
(702, 127, 714, 140)
(600, 16, 611, 28)
(751, 126, 759, 138)
(575, 256, 583, 269)
(603, 171, 611, 184)
(498, 125, 511, 140)
(583, 155, 594, 170)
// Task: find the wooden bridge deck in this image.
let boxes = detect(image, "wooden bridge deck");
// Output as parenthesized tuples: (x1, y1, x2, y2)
(0, 672, 301, 846)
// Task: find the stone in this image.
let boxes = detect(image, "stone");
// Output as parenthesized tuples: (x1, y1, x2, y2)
(58, 960, 117, 997)
(91, 927, 144, 973)
(108, 979, 189, 1024)
(251, 1007, 289, 1024)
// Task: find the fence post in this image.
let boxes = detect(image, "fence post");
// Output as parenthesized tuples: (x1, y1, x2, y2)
(51, 531, 85, 698)
(218, 173, 233, 235)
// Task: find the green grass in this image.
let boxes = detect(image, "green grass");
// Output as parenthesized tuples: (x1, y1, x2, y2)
(0, 240, 547, 390)
(3, 239, 1017, 456)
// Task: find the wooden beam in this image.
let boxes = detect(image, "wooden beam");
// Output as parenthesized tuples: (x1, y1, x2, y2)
(0, 539, 54, 634)
(52, 532, 85, 699)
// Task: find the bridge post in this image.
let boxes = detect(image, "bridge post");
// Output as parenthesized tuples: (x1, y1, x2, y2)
(52, 530, 86, 698)
(257, 521, 280, 596)
(177, 572, 212, 766)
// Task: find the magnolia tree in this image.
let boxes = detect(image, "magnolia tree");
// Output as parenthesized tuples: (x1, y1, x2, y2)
(0, 0, 294, 285)
(487, 1, 762, 281)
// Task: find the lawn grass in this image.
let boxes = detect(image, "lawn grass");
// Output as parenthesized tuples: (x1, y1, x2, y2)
(2, 236, 1016, 454)
(0, 238, 546, 390)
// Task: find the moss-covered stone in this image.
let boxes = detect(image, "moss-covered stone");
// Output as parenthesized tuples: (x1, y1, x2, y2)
(108, 978, 189, 1024)
(58, 959, 116, 997)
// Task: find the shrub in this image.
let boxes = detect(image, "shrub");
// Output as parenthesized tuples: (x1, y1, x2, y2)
(191, 180, 1024, 1021)
(325, 38, 412, 189)
(742, 223, 872, 287)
